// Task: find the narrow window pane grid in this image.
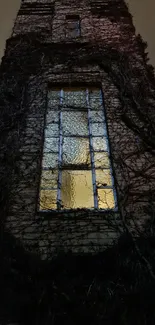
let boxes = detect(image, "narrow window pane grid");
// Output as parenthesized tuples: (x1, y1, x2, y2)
(86, 89, 98, 208)
(57, 90, 63, 209)
(66, 16, 81, 38)
(39, 88, 117, 211)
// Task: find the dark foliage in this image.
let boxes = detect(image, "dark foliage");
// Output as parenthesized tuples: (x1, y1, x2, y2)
(1, 228, 155, 325)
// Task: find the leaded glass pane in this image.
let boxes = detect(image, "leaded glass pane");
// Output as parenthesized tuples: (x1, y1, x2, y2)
(62, 111, 88, 136)
(61, 170, 94, 209)
(94, 152, 110, 168)
(62, 137, 90, 165)
(42, 153, 58, 168)
(43, 137, 59, 152)
(96, 169, 112, 187)
(40, 170, 58, 189)
(63, 89, 86, 108)
(48, 90, 60, 109)
(45, 124, 59, 137)
(39, 190, 57, 210)
(92, 137, 108, 151)
(89, 89, 102, 110)
(46, 111, 59, 123)
(98, 189, 115, 209)
(91, 122, 106, 136)
(91, 110, 105, 123)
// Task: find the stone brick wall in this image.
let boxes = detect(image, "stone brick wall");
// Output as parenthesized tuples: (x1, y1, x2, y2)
(1, 0, 155, 258)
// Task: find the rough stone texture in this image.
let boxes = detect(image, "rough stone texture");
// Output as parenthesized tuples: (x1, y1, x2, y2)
(1, 0, 155, 258)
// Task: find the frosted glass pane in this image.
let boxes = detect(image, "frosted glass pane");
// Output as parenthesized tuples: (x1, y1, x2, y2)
(61, 170, 94, 209)
(42, 153, 58, 168)
(91, 110, 105, 123)
(63, 90, 86, 107)
(92, 137, 108, 151)
(46, 111, 59, 123)
(63, 137, 90, 165)
(45, 124, 59, 137)
(40, 170, 58, 189)
(89, 89, 102, 109)
(98, 189, 115, 209)
(94, 152, 110, 168)
(48, 91, 60, 109)
(62, 111, 88, 135)
(91, 122, 106, 136)
(43, 137, 59, 152)
(39, 190, 57, 210)
(96, 169, 112, 187)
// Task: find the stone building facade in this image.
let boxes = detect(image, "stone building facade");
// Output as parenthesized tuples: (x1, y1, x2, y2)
(1, 0, 155, 259)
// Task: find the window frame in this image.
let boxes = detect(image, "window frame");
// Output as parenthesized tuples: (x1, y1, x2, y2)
(38, 86, 118, 213)
(65, 15, 81, 39)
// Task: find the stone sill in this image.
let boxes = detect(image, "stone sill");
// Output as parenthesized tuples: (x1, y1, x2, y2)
(38, 207, 120, 220)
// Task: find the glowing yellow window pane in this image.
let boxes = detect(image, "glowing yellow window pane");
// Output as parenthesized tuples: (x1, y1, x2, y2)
(94, 152, 110, 168)
(40, 170, 58, 189)
(98, 189, 115, 209)
(96, 169, 112, 187)
(61, 170, 94, 209)
(39, 190, 57, 210)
